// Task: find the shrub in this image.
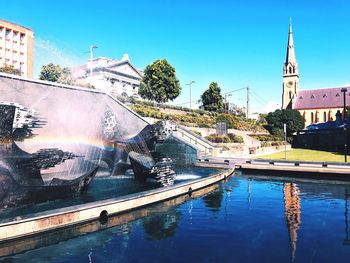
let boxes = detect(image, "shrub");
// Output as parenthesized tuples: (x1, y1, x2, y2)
(191, 130, 202, 137)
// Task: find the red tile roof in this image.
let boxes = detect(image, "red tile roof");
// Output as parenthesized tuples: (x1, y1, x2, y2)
(293, 86, 350, 110)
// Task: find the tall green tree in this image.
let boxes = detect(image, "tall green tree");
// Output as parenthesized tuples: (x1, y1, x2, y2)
(139, 59, 181, 103)
(201, 82, 224, 112)
(265, 109, 304, 141)
(39, 63, 75, 85)
(39, 63, 61, 82)
(0, 64, 21, 76)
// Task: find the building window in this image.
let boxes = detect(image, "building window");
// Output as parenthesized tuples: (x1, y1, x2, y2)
(289, 91, 292, 99)
(323, 112, 326, 122)
(289, 67, 292, 74)
(311, 112, 314, 123)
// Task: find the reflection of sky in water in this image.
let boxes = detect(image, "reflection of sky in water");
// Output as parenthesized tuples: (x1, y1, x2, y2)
(4, 172, 350, 263)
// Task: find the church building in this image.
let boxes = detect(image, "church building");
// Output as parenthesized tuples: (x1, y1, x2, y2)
(282, 21, 350, 126)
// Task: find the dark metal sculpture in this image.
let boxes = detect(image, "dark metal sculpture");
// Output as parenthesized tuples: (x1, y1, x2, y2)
(101, 118, 177, 186)
(0, 102, 98, 208)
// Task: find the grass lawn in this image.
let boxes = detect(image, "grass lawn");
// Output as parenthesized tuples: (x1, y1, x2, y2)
(257, 149, 347, 163)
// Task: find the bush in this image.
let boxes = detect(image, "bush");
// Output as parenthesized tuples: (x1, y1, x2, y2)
(191, 130, 202, 137)
(227, 133, 244, 143)
(205, 134, 244, 144)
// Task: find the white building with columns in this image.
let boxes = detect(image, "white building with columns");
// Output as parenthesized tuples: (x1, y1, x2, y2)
(71, 54, 143, 98)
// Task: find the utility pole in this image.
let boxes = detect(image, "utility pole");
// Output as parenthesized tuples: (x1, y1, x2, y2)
(186, 80, 195, 109)
(90, 45, 98, 78)
(246, 86, 250, 119)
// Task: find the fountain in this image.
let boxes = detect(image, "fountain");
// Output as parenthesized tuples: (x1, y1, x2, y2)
(0, 73, 233, 246)
(0, 74, 182, 208)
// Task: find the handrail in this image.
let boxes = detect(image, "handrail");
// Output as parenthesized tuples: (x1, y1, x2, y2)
(174, 130, 213, 152)
(249, 159, 350, 167)
(177, 125, 216, 147)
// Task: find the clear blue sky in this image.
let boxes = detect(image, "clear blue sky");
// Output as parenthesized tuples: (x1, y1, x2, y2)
(2, 0, 350, 112)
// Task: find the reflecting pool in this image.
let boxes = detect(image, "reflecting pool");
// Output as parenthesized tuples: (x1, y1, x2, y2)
(3, 171, 350, 263)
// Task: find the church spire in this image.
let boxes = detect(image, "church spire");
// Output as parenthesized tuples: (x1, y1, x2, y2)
(282, 18, 299, 109)
(286, 18, 296, 64)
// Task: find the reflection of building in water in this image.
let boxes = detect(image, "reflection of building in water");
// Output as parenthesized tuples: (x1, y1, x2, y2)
(284, 182, 301, 262)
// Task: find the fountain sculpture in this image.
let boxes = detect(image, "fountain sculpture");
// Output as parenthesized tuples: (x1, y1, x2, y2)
(0, 74, 179, 208)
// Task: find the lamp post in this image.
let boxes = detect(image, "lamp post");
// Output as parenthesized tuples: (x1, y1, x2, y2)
(341, 87, 348, 162)
(284, 123, 287, 160)
(186, 80, 195, 109)
(225, 94, 232, 135)
(90, 45, 98, 78)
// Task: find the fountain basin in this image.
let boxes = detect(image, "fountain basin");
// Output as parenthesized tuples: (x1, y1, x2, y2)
(0, 168, 233, 242)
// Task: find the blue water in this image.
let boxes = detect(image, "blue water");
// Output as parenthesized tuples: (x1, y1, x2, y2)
(3, 171, 350, 262)
(0, 167, 217, 222)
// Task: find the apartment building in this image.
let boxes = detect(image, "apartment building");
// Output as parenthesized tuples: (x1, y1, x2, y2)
(0, 19, 34, 78)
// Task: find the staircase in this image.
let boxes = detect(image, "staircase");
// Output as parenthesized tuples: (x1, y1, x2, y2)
(172, 126, 220, 157)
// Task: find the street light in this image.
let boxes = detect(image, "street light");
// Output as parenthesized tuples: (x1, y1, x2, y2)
(341, 87, 348, 162)
(225, 94, 232, 134)
(90, 45, 98, 78)
(186, 80, 195, 109)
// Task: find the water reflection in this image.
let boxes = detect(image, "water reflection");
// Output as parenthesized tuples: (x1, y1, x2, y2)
(6, 174, 350, 262)
(203, 188, 224, 213)
(344, 189, 350, 245)
(283, 182, 301, 262)
(142, 209, 181, 240)
(0, 183, 219, 259)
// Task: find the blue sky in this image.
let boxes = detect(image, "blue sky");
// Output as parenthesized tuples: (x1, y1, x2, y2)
(2, 0, 350, 112)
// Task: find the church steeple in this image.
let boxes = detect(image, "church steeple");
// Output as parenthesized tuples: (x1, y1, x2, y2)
(282, 18, 299, 109)
(286, 18, 297, 66)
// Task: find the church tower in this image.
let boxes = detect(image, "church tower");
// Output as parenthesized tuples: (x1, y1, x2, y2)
(282, 19, 299, 109)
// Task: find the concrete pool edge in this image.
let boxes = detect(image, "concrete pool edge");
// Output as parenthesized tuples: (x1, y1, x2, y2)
(0, 168, 234, 242)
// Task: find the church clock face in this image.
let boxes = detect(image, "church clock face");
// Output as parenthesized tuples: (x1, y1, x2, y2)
(287, 81, 294, 88)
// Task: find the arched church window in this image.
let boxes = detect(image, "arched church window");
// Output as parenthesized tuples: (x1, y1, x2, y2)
(289, 91, 292, 99)
(323, 112, 327, 122)
(289, 67, 292, 74)
(311, 112, 314, 123)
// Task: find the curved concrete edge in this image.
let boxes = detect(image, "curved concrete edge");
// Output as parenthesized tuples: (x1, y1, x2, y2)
(0, 168, 234, 242)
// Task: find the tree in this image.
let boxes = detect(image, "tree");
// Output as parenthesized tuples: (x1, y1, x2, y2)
(39, 63, 75, 85)
(0, 64, 21, 76)
(265, 109, 304, 141)
(201, 82, 224, 112)
(139, 59, 181, 103)
(39, 63, 61, 82)
(57, 67, 74, 85)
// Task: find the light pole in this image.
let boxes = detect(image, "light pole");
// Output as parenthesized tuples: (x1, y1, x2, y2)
(284, 123, 287, 160)
(186, 80, 195, 109)
(342, 87, 348, 162)
(225, 94, 232, 135)
(90, 45, 98, 78)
